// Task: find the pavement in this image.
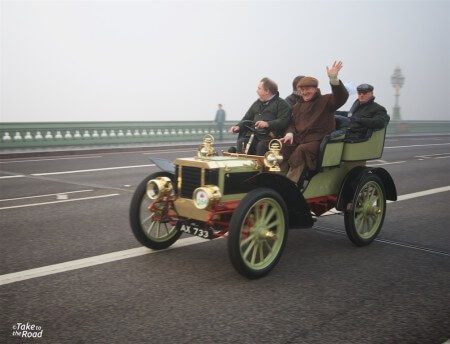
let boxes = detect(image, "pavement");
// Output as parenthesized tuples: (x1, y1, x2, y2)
(1, 133, 449, 343)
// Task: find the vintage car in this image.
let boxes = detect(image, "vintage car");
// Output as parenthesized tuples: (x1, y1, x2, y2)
(129, 126, 397, 278)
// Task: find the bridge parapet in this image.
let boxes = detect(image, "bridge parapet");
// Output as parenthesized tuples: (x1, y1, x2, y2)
(0, 121, 236, 149)
(1, 120, 449, 149)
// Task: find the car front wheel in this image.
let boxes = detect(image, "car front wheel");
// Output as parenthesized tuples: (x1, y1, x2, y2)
(228, 188, 288, 279)
(129, 172, 182, 250)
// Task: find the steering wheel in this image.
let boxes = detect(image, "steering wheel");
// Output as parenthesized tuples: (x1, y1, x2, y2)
(240, 120, 269, 137)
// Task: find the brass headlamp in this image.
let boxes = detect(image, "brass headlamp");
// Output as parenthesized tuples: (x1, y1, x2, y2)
(264, 139, 283, 171)
(197, 134, 216, 158)
(193, 185, 222, 209)
(146, 176, 174, 200)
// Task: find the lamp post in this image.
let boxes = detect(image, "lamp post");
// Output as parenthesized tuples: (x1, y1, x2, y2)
(390, 67, 405, 120)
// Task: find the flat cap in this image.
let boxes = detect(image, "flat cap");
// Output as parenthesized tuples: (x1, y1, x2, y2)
(297, 76, 318, 88)
(357, 83, 374, 92)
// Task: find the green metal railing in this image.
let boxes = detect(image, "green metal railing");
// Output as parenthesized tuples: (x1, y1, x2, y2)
(1, 120, 449, 150)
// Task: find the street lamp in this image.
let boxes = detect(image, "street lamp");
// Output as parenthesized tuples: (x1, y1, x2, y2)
(390, 67, 405, 120)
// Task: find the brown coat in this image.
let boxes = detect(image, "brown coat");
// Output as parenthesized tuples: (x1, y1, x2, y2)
(282, 81, 348, 169)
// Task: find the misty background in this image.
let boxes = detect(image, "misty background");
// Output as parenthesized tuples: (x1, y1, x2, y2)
(1, 0, 449, 123)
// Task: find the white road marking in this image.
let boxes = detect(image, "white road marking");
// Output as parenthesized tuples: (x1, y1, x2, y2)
(393, 186, 450, 202)
(367, 160, 406, 166)
(0, 155, 103, 163)
(0, 189, 94, 202)
(435, 156, 450, 159)
(0, 236, 206, 286)
(0, 175, 25, 179)
(0, 193, 119, 210)
(385, 142, 450, 149)
(415, 152, 450, 158)
(321, 186, 450, 215)
(31, 164, 155, 176)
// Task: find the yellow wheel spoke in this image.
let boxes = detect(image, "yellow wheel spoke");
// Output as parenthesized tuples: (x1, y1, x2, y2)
(265, 219, 279, 230)
(263, 239, 272, 252)
(156, 222, 161, 237)
(240, 233, 255, 248)
(243, 240, 256, 260)
(263, 207, 277, 226)
(250, 242, 259, 265)
(146, 221, 156, 235)
(258, 242, 264, 263)
(259, 202, 269, 220)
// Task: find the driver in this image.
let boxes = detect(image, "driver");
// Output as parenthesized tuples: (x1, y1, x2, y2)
(229, 77, 291, 155)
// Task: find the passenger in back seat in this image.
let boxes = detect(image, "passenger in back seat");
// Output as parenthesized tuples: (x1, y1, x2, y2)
(280, 61, 349, 184)
(337, 84, 390, 140)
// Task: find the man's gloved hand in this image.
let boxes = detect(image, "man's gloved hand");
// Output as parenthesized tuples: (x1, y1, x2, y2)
(350, 116, 361, 123)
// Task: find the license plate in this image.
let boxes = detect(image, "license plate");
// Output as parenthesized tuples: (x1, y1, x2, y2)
(178, 225, 211, 239)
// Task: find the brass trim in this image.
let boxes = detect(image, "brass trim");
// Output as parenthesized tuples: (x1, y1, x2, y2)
(201, 168, 205, 186)
(174, 198, 210, 222)
(177, 165, 182, 192)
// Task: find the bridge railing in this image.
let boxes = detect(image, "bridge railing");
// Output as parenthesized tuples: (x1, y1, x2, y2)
(1, 120, 449, 149)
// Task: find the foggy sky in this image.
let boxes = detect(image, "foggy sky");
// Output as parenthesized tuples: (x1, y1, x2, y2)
(1, 0, 449, 122)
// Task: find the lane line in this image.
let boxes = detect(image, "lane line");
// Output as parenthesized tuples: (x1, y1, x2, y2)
(31, 164, 155, 176)
(435, 156, 450, 159)
(0, 237, 206, 286)
(0, 186, 449, 285)
(0, 175, 25, 179)
(385, 142, 450, 149)
(0, 189, 94, 202)
(320, 186, 450, 215)
(314, 226, 450, 257)
(0, 155, 103, 164)
(0, 193, 119, 210)
(367, 161, 406, 166)
(415, 152, 450, 158)
(394, 186, 450, 202)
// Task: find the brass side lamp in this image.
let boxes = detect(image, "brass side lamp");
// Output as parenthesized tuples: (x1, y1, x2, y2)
(264, 139, 283, 171)
(197, 134, 216, 158)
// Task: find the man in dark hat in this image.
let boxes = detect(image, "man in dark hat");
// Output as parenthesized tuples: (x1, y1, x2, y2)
(229, 77, 291, 155)
(280, 61, 349, 183)
(285, 75, 305, 107)
(342, 83, 390, 140)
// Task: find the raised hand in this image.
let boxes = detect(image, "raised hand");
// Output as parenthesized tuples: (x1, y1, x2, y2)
(326, 61, 343, 79)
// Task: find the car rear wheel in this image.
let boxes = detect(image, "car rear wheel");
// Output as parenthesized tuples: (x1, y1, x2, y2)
(344, 174, 386, 246)
(228, 188, 288, 279)
(129, 172, 182, 250)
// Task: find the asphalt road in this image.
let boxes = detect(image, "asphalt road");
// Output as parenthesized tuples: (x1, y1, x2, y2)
(1, 135, 449, 344)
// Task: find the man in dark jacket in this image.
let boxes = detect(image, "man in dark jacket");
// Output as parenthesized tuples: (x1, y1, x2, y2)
(285, 75, 305, 107)
(214, 104, 226, 141)
(344, 84, 390, 140)
(229, 77, 291, 155)
(280, 61, 349, 183)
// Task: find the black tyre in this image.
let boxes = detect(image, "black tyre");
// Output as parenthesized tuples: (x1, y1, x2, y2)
(129, 172, 182, 250)
(228, 188, 288, 279)
(344, 174, 386, 246)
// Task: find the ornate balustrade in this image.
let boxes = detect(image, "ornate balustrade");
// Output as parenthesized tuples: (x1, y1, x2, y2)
(1, 120, 449, 150)
(0, 121, 236, 149)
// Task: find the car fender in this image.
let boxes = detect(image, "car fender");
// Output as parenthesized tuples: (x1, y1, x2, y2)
(150, 157, 175, 174)
(246, 172, 314, 228)
(370, 167, 397, 201)
(336, 166, 397, 211)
